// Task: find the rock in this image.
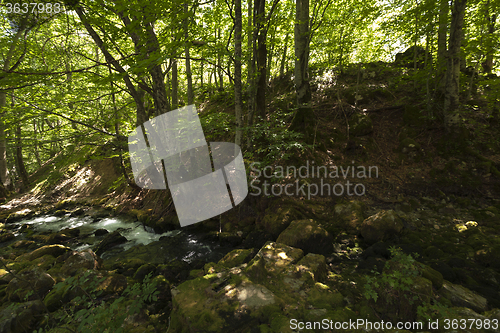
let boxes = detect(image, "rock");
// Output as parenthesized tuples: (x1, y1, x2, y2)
(349, 113, 373, 136)
(0, 300, 46, 333)
(0, 231, 14, 243)
(360, 210, 404, 244)
(475, 245, 500, 270)
(17, 244, 71, 262)
(6, 209, 33, 223)
(44, 281, 86, 312)
(296, 253, 328, 283)
(439, 281, 488, 313)
(394, 45, 432, 69)
(259, 203, 305, 238)
(11, 240, 35, 249)
(6, 268, 55, 302)
(61, 249, 100, 276)
(218, 232, 242, 247)
(217, 248, 256, 270)
(170, 241, 346, 333)
(245, 241, 304, 282)
(93, 230, 127, 256)
(133, 263, 157, 281)
(332, 200, 366, 233)
(94, 228, 109, 236)
(97, 274, 128, 295)
(419, 264, 444, 289)
(276, 219, 333, 256)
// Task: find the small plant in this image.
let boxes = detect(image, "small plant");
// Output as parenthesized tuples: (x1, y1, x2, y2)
(37, 270, 159, 333)
(363, 247, 451, 324)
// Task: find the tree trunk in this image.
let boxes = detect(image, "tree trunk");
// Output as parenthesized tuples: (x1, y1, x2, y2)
(279, 32, 289, 77)
(255, 0, 267, 119)
(483, 2, 496, 74)
(184, 3, 194, 105)
(172, 58, 179, 109)
(217, 28, 224, 91)
(246, 0, 256, 148)
(75, 6, 147, 126)
(15, 123, 29, 190)
(436, 0, 449, 93)
(234, 0, 243, 147)
(0, 23, 25, 187)
(291, 0, 314, 139)
(444, 0, 467, 131)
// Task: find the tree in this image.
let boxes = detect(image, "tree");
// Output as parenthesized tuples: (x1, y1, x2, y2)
(290, 0, 314, 139)
(443, 0, 467, 131)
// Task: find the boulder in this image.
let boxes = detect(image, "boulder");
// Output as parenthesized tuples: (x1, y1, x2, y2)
(97, 274, 128, 295)
(6, 269, 55, 302)
(93, 230, 127, 256)
(360, 210, 404, 244)
(170, 241, 336, 333)
(0, 300, 46, 333)
(61, 249, 100, 276)
(439, 281, 488, 314)
(332, 200, 366, 233)
(17, 244, 71, 262)
(276, 219, 333, 256)
(394, 45, 432, 69)
(259, 203, 305, 238)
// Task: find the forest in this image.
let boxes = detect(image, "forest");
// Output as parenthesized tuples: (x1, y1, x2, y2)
(0, 0, 500, 331)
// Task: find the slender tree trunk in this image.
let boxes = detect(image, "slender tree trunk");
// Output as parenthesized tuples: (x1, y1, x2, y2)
(184, 3, 194, 105)
(483, 1, 496, 74)
(444, 0, 467, 131)
(0, 23, 25, 187)
(234, 0, 243, 147)
(279, 32, 289, 77)
(246, 0, 256, 148)
(15, 123, 29, 190)
(437, 0, 449, 93)
(255, 0, 267, 119)
(172, 58, 179, 109)
(291, 0, 314, 138)
(217, 28, 224, 91)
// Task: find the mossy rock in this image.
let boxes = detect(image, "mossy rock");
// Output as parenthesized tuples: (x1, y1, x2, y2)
(0, 300, 46, 332)
(296, 253, 328, 283)
(331, 200, 366, 233)
(276, 219, 333, 256)
(97, 274, 128, 295)
(260, 203, 305, 238)
(218, 248, 255, 269)
(6, 268, 55, 302)
(307, 283, 344, 310)
(360, 210, 404, 245)
(17, 244, 71, 262)
(133, 263, 157, 281)
(419, 264, 444, 289)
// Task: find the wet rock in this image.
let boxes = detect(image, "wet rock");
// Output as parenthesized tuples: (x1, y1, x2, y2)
(276, 219, 333, 256)
(6, 209, 33, 223)
(218, 232, 242, 247)
(61, 249, 100, 276)
(93, 230, 127, 256)
(0, 300, 46, 333)
(94, 228, 109, 236)
(439, 281, 488, 313)
(360, 210, 404, 245)
(0, 231, 14, 243)
(6, 268, 55, 302)
(30, 228, 80, 244)
(17, 244, 71, 262)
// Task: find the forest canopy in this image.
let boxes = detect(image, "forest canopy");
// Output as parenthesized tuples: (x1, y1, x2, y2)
(0, 0, 498, 190)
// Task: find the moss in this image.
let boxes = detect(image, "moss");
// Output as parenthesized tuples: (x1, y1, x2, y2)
(307, 285, 344, 310)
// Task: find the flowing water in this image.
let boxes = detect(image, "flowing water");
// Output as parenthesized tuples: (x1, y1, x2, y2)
(7, 213, 229, 263)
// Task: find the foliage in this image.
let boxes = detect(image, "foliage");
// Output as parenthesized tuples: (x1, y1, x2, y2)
(244, 108, 312, 171)
(36, 271, 159, 333)
(364, 247, 453, 323)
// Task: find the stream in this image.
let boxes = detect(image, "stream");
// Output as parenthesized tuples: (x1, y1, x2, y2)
(6, 212, 230, 264)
